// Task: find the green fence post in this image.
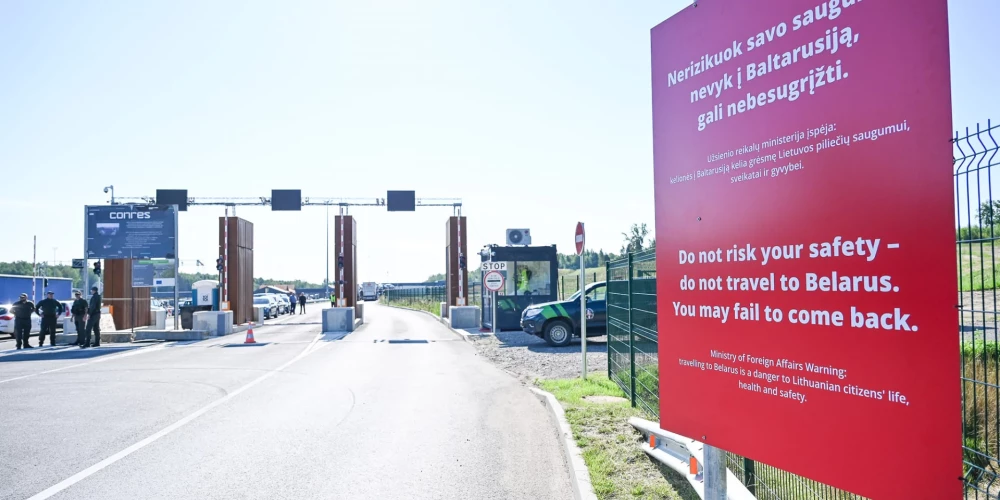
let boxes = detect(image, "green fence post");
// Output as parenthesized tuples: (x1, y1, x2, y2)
(628, 252, 635, 408)
(744, 457, 756, 495)
(606, 261, 611, 380)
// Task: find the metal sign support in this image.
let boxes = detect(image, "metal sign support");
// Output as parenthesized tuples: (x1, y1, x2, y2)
(580, 246, 587, 379)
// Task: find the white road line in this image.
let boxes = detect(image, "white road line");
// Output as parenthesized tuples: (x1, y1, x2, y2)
(28, 332, 327, 500)
(0, 344, 170, 385)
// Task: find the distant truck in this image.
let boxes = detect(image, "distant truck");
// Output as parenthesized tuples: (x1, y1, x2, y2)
(361, 282, 378, 301)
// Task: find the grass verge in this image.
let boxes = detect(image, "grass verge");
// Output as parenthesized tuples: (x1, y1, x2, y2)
(536, 374, 698, 500)
(381, 298, 441, 316)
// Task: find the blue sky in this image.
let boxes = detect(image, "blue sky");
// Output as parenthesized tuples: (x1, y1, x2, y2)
(1, 1, 996, 283)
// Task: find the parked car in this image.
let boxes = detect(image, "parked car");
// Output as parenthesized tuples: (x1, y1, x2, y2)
(274, 294, 291, 314)
(253, 296, 277, 319)
(519, 281, 607, 347)
(57, 300, 74, 331)
(0, 304, 42, 335)
(255, 294, 286, 315)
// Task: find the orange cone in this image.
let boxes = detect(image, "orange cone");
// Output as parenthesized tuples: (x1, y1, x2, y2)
(244, 323, 256, 344)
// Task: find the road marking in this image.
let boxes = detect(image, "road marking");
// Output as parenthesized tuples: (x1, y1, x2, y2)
(28, 332, 330, 500)
(0, 344, 170, 385)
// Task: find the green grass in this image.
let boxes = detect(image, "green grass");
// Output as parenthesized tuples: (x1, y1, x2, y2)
(381, 298, 442, 317)
(958, 242, 1000, 291)
(536, 374, 698, 500)
(557, 267, 608, 299)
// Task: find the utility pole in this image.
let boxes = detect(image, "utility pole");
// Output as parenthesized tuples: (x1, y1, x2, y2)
(325, 204, 330, 292)
(32, 236, 37, 302)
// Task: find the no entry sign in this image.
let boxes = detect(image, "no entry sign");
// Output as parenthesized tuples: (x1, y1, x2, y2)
(575, 222, 585, 256)
(483, 271, 505, 292)
(651, 0, 957, 498)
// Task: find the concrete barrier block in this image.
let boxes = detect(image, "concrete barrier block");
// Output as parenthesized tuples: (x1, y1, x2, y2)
(440, 302, 449, 318)
(323, 307, 355, 333)
(192, 311, 234, 337)
(55, 333, 78, 345)
(134, 330, 210, 341)
(449, 306, 480, 329)
(100, 332, 134, 343)
(62, 317, 78, 334)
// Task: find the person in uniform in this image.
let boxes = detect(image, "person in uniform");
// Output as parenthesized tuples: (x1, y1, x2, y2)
(289, 293, 296, 314)
(35, 291, 64, 347)
(80, 286, 102, 348)
(12, 293, 35, 349)
(298, 293, 306, 314)
(70, 290, 88, 346)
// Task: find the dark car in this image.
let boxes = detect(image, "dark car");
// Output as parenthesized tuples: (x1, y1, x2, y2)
(520, 281, 607, 346)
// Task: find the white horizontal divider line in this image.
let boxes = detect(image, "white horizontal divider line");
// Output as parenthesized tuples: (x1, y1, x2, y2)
(28, 332, 325, 500)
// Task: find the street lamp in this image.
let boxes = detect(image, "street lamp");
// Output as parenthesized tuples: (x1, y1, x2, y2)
(104, 185, 115, 205)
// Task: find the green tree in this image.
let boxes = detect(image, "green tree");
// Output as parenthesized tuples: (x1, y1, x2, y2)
(622, 223, 649, 254)
(980, 201, 1000, 226)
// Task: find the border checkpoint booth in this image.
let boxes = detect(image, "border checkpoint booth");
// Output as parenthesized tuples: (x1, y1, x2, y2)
(479, 244, 558, 331)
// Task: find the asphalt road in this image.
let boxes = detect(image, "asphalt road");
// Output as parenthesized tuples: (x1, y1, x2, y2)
(0, 302, 573, 500)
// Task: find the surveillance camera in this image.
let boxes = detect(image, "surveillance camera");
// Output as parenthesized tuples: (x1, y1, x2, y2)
(103, 187, 109, 193)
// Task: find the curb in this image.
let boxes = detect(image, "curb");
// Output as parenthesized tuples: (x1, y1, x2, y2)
(529, 387, 598, 500)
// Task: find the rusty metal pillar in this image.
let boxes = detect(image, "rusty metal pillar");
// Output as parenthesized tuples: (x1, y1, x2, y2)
(334, 215, 357, 308)
(446, 216, 468, 307)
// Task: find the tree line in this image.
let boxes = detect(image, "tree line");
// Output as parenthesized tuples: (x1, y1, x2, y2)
(0, 261, 324, 292)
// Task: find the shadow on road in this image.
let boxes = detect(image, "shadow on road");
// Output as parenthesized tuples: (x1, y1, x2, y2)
(0, 345, 143, 363)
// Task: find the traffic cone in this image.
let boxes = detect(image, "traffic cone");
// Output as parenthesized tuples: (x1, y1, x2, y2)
(244, 323, 256, 344)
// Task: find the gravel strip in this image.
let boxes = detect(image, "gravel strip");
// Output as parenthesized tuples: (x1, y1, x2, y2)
(470, 330, 608, 383)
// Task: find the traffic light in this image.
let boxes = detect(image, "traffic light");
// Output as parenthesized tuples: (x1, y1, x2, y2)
(43, 278, 49, 287)
(216, 257, 224, 272)
(458, 255, 466, 269)
(337, 255, 344, 268)
(93, 261, 101, 276)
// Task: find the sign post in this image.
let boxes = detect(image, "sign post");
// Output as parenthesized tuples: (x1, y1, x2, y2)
(483, 268, 505, 334)
(651, 1, 957, 497)
(576, 222, 586, 379)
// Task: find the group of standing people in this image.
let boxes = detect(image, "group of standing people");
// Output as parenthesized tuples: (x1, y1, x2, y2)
(288, 293, 306, 314)
(10, 287, 103, 350)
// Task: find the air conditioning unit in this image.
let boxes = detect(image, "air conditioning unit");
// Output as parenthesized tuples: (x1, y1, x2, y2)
(506, 229, 531, 246)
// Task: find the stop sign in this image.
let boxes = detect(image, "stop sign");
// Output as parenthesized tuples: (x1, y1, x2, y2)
(575, 222, 585, 255)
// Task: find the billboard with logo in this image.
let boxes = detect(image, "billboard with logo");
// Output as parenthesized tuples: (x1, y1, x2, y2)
(86, 205, 178, 259)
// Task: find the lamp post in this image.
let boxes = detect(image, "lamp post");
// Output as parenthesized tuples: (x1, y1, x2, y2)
(325, 203, 330, 292)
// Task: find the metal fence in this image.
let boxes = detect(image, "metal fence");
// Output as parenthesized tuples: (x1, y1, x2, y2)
(382, 280, 482, 311)
(607, 249, 658, 416)
(559, 272, 601, 300)
(383, 286, 446, 307)
(605, 121, 1000, 499)
(956, 120, 1000, 499)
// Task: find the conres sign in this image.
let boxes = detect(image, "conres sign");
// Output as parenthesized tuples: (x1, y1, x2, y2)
(651, 0, 958, 498)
